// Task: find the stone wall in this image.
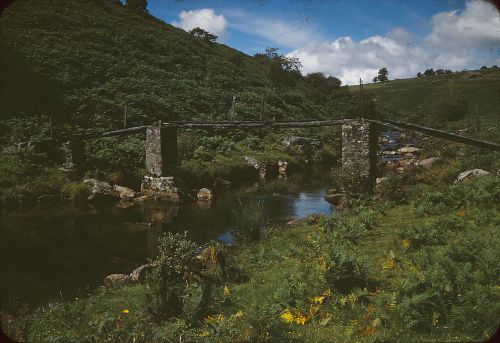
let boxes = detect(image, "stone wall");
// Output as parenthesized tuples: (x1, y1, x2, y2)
(341, 119, 377, 195)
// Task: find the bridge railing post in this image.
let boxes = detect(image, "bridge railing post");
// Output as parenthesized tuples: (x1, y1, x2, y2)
(341, 118, 377, 196)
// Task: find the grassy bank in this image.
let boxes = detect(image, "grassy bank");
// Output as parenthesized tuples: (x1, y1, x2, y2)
(0, 128, 340, 207)
(5, 148, 499, 342)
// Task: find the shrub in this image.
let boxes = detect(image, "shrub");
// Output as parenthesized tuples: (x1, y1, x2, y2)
(325, 207, 376, 244)
(145, 232, 201, 318)
(399, 223, 444, 249)
(431, 97, 468, 122)
(376, 174, 407, 202)
(231, 199, 265, 242)
(324, 244, 368, 293)
(60, 182, 91, 202)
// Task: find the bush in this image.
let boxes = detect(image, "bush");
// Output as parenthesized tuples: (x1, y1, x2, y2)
(324, 244, 368, 293)
(376, 174, 407, 202)
(60, 182, 91, 202)
(145, 232, 201, 318)
(431, 97, 468, 122)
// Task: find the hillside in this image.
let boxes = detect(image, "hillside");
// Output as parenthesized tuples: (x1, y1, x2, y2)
(0, 0, 358, 144)
(349, 69, 500, 138)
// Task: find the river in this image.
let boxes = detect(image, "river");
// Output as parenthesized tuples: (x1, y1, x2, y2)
(0, 172, 335, 311)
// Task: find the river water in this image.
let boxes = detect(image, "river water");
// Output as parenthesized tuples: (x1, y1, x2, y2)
(0, 173, 334, 311)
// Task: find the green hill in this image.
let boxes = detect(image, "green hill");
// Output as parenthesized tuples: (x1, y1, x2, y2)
(0, 0, 357, 144)
(349, 69, 500, 138)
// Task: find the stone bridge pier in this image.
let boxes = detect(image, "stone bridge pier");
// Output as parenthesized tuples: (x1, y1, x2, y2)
(141, 121, 182, 201)
(340, 119, 378, 196)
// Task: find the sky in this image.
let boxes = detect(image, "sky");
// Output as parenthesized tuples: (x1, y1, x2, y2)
(147, 0, 500, 85)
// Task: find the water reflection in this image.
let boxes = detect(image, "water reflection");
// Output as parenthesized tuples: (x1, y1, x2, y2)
(1, 179, 334, 309)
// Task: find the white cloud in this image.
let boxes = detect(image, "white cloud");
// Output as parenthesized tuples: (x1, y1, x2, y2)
(172, 9, 228, 40)
(223, 9, 320, 49)
(287, 1, 500, 85)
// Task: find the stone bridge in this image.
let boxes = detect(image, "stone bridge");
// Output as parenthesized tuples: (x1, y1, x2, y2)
(58, 118, 499, 199)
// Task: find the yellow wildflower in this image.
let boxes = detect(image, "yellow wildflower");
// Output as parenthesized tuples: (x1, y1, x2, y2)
(205, 314, 225, 324)
(121, 309, 129, 314)
(456, 210, 465, 217)
(402, 239, 410, 248)
(280, 309, 295, 323)
(294, 313, 307, 325)
(382, 258, 396, 270)
(348, 292, 358, 304)
(223, 285, 231, 298)
(310, 295, 326, 304)
(232, 310, 244, 319)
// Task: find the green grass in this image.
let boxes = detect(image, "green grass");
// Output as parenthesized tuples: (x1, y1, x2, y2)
(6, 153, 499, 342)
(349, 69, 500, 141)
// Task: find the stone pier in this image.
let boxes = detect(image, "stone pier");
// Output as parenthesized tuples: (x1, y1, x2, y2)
(142, 121, 182, 201)
(341, 119, 378, 195)
(145, 121, 177, 177)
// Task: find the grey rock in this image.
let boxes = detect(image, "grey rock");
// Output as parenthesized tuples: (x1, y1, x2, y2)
(141, 176, 181, 201)
(83, 179, 119, 204)
(197, 188, 215, 201)
(324, 193, 342, 206)
(104, 274, 130, 288)
(114, 185, 136, 199)
(398, 146, 421, 154)
(129, 264, 154, 283)
(418, 157, 439, 167)
(455, 169, 490, 183)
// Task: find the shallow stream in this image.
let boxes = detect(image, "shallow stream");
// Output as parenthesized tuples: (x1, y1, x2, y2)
(0, 173, 334, 310)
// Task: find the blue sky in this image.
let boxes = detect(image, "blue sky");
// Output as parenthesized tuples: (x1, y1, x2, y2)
(147, 0, 499, 84)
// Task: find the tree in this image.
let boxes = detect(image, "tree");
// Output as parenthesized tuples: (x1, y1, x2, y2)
(480, 65, 487, 70)
(254, 47, 302, 89)
(189, 27, 218, 42)
(417, 72, 422, 78)
(423, 68, 435, 77)
(373, 77, 378, 83)
(492, 65, 498, 69)
(377, 67, 388, 82)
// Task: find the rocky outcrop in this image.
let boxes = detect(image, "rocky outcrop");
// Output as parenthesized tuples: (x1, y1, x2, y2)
(278, 160, 288, 176)
(455, 169, 490, 183)
(418, 157, 439, 167)
(141, 176, 182, 201)
(114, 185, 136, 200)
(197, 188, 215, 201)
(324, 188, 342, 206)
(129, 263, 154, 283)
(398, 146, 421, 154)
(104, 274, 130, 288)
(83, 179, 120, 204)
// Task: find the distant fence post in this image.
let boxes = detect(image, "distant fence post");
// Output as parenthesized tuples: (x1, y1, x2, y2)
(145, 121, 177, 177)
(341, 118, 377, 195)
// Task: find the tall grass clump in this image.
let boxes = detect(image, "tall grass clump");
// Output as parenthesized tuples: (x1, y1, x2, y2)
(231, 199, 265, 242)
